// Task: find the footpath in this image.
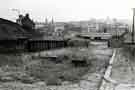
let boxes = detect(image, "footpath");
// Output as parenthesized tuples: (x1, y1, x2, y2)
(99, 49, 135, 90)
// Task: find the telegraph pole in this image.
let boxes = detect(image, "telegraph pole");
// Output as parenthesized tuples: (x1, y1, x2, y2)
(132, 8, 135, 44)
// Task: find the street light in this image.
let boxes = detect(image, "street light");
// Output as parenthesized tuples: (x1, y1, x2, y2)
(132, 8, 135, 44)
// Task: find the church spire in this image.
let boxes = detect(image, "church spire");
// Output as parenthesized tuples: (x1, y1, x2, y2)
(45, 17, 48, 24)
(51, 17, 54, 24)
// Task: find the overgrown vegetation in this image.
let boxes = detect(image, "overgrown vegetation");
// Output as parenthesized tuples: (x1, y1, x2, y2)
(25, 50, 92, 85)
(0, 47, 109, 85)
(121, 47, 135, 61)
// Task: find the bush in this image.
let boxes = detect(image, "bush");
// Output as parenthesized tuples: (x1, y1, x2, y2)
(60, 67, 89, 82)
(46, 76, 62, 85)
(122, 47, 135, 61)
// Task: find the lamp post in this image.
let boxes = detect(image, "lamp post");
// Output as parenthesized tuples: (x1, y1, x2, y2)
(132, 8, 135, 44)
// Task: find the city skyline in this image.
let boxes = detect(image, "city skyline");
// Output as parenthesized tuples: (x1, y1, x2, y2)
(0, 0, 134, 22)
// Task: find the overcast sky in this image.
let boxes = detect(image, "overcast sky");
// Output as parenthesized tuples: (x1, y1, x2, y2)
(0, 0, 134, 22)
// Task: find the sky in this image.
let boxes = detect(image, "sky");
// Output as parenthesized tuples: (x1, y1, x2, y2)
(0, 0, 135, 22)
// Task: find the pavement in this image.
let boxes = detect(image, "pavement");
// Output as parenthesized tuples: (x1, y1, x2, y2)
(99, 49, 135, 90)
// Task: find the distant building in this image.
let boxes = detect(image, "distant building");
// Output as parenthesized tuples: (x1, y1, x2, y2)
(35, 22, 45, 29)
(54, 23, 65, 36)
(64, 23, 82, 33)
(104, 21, 129, 35)
(87, 23, 99, 32)
(35, 18, 55, 36)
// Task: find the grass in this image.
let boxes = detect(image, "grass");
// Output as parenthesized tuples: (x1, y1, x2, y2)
(23, 48, 93, 85)
(121, 47, 135, 61)
(25, 56, 91, 85)
(0, 47, 109, 85)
